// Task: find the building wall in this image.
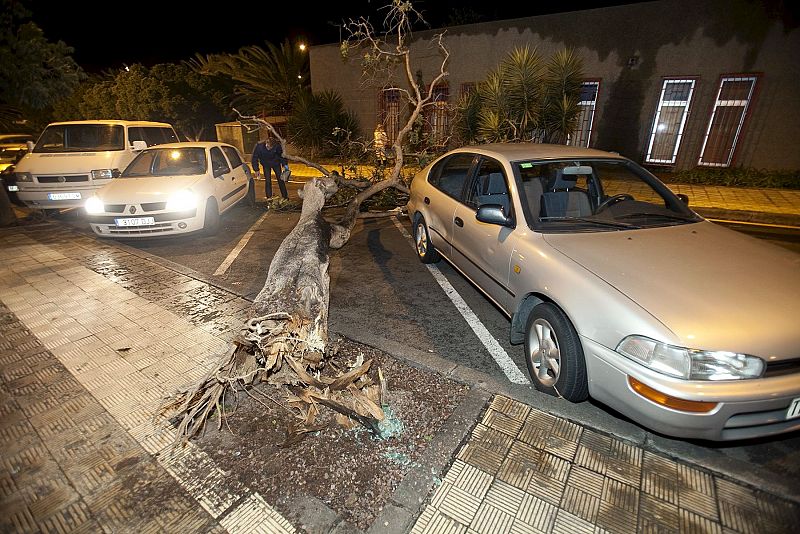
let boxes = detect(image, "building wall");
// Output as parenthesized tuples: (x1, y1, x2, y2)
(310, 0, 800, 170)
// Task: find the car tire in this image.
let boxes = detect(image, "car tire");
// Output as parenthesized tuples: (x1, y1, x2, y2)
(413, 215, 441, 264)
(524, 303, 588, 402)
(203, 197, 220, 236)
(246, 178, 256, 207)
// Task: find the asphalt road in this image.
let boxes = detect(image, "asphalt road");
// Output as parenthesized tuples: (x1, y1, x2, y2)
(54, 196, 800, 502)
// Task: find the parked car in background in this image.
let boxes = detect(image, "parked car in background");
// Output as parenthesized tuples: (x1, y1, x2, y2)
(14, 120, 178, 212)
(0, 133, 34, 205)
(407, 143, 800, 441)
(84, 142, 255, 237)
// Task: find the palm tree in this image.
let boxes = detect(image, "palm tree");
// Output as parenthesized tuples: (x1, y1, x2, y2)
(190, 39, 309, 115)
(454, 46, 583, 144)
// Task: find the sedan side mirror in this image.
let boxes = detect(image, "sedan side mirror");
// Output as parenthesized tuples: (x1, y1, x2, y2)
(676, 193, 689, 205)
(476, 205, 512, 227)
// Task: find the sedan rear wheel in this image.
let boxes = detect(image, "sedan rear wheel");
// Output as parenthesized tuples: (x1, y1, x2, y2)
(524, 303, 588, 401)
(414, 216, 441, 264)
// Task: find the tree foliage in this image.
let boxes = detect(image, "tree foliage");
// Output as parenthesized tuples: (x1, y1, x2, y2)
(287, 91, 361, 158)
(0, 0, 84, 130)
(454, 46, 584, 144)
(190, 39, 309, 116)
(52, 63, 234, 140)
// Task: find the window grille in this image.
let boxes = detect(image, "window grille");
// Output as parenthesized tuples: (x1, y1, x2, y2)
(645, 79, 696, 164)
(698, 75, 757, 167)
(426, 83, 450, 147)
(378, 88, 402, 143)
(568, 81, 600, 148)
(460, 82, 476, 98)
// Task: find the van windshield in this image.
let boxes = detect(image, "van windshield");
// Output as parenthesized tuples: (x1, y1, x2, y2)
(34, 124, 124, 153)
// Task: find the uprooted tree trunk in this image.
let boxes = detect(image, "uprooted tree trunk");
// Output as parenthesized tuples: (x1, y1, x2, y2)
(161, 1, 449, 446)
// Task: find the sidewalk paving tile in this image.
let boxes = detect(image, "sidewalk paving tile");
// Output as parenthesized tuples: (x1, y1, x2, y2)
(412, 395, 800, 534)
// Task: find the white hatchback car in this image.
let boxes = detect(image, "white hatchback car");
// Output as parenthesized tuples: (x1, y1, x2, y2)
(85, 142, 254, 237)
(407, 143, 800, 441)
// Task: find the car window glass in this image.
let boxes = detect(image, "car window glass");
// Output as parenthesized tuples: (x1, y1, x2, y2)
(466, 158, 509, 212)
(210, 147, 230, 175)
(222, 146, 243, 168)
(122, 148, 207, 177)
(34, 124, 124, 153)
(516, 159, 696, 231)
(129, 127, 178, 147)
(429, 153, 473, 199)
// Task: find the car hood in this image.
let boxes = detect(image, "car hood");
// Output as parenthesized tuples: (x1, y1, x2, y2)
(96, 175, 204, 203)
(15, 151, 123, 174)
(543, 222, 800, 360)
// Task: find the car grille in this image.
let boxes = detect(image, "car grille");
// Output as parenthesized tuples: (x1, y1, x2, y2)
(141, 202, 167, 212)
(104, 204, 126, 213)
(764, 359, 800, 378)
(106, 223, 175, 235)
(37, 175, 89, 183)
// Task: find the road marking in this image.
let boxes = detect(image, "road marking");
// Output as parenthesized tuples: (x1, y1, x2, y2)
(391, 217, 530, 385)
(213, 212, 269, 276)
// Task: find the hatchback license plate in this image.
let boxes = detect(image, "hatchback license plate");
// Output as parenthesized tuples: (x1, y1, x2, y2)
(788, 398, 800, 420)
(48, 192, 81, 200)
(115, 217, 155, 227)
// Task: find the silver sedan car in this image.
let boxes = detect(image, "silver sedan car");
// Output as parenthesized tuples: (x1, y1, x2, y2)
(407, 143, 800, 441)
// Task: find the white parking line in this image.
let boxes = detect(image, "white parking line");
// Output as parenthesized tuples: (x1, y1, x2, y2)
(391, 217, 530, 385)
(213, 212, 269, 276)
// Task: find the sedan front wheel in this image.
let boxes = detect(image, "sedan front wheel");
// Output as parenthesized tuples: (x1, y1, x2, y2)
(524, 303, 588, 401)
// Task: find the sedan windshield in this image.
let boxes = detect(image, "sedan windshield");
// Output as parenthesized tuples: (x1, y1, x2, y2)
(34, 124, 124, 153)
(515, 158, 699, 232)
(122, 148, 207, 177)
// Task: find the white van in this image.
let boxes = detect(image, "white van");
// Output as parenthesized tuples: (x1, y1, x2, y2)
(14, 120, 179, 211)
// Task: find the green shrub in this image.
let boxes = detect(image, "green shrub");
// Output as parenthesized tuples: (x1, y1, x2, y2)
(652, 167, 800, 189)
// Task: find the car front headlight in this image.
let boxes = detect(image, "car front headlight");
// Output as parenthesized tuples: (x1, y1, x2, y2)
(165, 190, 197, 211)
(15, 171, 32, 182)
(91, 168, 120, 180)
(85, 196, 104, 214)
(617, 335, 765, 380)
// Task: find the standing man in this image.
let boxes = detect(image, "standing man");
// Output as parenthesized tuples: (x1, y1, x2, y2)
(251, 135, 289, 199)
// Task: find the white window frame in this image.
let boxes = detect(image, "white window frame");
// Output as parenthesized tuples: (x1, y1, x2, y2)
(568, 81, 600, 148)
(698, 75, 757, 167)
(645, 78, 696, 164)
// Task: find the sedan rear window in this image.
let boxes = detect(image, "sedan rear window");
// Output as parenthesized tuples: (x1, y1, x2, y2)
(429, 153, 474, 199)
(123, 148, 207, 177)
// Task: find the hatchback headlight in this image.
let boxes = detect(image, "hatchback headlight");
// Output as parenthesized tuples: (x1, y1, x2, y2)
(617, 335, 765, 380)
(165, 190, 197, 211)
(15, 171, 32, 182)
(85, 196, 104, 214)
(91, 168, 120, 180)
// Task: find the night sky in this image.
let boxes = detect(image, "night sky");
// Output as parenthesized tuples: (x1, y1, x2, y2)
(30, 1, 641, 72)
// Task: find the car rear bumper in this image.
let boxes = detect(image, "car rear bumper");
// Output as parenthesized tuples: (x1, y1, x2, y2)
(583, 337, 800, 441)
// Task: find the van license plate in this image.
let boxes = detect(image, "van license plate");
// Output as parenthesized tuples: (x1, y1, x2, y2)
(48, 192, 81, 200)
(7, 185, 18, 191)
(788, 398, 800, 420)
(115, 217, 155, 227)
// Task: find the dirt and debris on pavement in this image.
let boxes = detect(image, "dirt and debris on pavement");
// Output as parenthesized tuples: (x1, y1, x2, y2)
(196, 335, 469, 531)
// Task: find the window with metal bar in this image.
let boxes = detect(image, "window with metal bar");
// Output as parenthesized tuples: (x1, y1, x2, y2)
(698, 75, 757, 167)
(645, 79, 696, 164)
(568, 81, 600, 148)
(426, 83, 450, 147)
(378, 88, 402, 143)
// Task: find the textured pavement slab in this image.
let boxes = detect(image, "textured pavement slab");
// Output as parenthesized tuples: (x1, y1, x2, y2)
(411, 395, 800, 534)
(0, 229, 295, 533)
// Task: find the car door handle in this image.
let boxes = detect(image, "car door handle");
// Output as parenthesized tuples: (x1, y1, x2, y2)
(424, 196, 430, 205)
(454, 217, 463, 227)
